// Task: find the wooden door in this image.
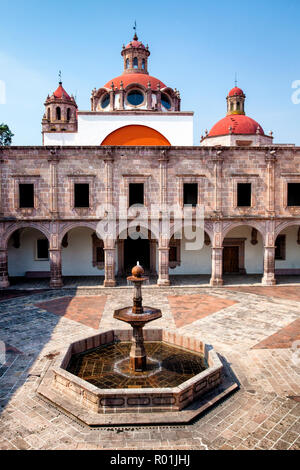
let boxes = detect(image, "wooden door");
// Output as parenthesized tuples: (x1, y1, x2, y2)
(223, 246, 239, 273)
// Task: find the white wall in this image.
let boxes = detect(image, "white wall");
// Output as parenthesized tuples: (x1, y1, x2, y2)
(61, 227, 105, 276)
(275, 226, 300, 270)
(170, 234, 212, 275)
(8, 228, 50, 276)
(43, 112, 194, 146)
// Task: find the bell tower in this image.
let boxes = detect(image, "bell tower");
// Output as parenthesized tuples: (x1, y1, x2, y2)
(42, 76, 78, 134)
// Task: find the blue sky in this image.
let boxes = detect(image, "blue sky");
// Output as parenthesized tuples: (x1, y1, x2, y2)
(1, 0, 299, 145)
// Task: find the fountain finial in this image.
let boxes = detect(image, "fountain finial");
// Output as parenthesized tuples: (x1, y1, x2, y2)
(131, 262, 144, 278)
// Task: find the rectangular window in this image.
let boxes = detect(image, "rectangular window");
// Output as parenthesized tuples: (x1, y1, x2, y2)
(37, 239, 49, 260)
(183, 183, 198, 206)
(287, 183, 300, 206)
(129, 183, 144, 206)
(237, 183, 251, 207)
(19, 184, 34, 208)
(74, 183, 89, 208)
(275, 235, 286, 260)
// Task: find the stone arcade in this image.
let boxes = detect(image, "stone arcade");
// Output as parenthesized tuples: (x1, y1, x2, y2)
(1, 32, 300, 289)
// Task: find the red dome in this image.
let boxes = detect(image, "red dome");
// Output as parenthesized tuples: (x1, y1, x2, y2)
(53, 83, 71, 100)
(228, 87, 244, 97)
(209, 114, 265, 136)
(125, 40, 145, 49)
(104, 73, 166, 91)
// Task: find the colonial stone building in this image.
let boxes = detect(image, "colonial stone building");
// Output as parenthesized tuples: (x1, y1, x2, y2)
(1, 33, 300, 289)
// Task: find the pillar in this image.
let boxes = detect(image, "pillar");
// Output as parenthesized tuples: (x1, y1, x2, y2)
(0, 249, 9, 288)
(48, 153, 59, 215)
(262, 245, 276, 285)
(49, 249, 63, 288)
(157, 237, 170, 286)
(103, 246, 116, 287)
(210, 247, 224, 286)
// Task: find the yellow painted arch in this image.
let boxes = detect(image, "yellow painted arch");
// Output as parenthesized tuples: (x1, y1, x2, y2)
(101, 125, 171, 146)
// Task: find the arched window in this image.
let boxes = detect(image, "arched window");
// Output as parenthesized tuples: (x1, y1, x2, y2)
(126, 58, 129, 69)
(133, 57, 138, 69)
(236, 102, 240, 110)
(47, 108, 50, 121)
(67, 108, 71, 121)
(56, 107, 61, 120)
(142, 59, 145, 70)
(230, 103, 234, 111)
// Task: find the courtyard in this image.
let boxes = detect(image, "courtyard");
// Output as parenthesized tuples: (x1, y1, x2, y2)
(0, 280, 299, 450)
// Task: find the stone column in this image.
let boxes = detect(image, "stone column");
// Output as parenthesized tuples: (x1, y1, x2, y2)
(265, 151, 277, 215)
(210, 221, 223, 286)
(146, 83, 152, 110)
(210, 247, 224, 286)
(262, 245, 276, 285)
(0, 249, 9, 288)
(104, 152, 114, 208)
(49, 249, 63, 288)
(158, 150, 169, 206)
(157, 237, 170, 286)
(211, 152, 224, 215)
(156, 83, 162, 111)
(48, 153, 59, 215)
(109, 83, 115, 111)
(103, 242, 116, 287)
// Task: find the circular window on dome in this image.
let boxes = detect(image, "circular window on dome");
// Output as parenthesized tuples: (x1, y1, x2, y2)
(127, 90, 144, 106)
(161, 93, 171, 110)
(101, 93, 110, 109)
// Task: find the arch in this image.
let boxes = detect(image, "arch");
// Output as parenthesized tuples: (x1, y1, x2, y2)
(47, 108, 50, 121)
(133, 57, 138, 68)
(275, 220, 300, 239)
(126, 58, 129, 69)
(56, 107, 61, 121)
(169, 223, 213, 245)
(101, 125, 171, 146)
(59, 221, 98, 245)
(117, 223, 159, 242)
(67, 108, 71, 121)
(221, 221, 265, 244)
(142, 59, 145, 70)
(4, 222, 51, 249)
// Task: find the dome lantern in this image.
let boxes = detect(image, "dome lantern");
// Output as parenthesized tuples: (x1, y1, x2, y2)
(226, 86, 246, 115)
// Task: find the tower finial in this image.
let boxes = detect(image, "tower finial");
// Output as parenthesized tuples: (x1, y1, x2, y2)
(234, 72, 237, 87)
(133, 20, 138, 40)
(59, 70, 62, 85)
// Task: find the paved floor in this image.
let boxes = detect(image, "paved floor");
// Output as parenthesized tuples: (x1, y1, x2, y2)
(0, 284, 299, 450)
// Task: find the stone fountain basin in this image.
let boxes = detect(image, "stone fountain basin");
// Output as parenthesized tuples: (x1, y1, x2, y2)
(113, 306, 162, 324)
(38, 329, 238, 426)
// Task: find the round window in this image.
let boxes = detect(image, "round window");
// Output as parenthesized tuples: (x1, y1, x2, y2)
(101, 94, 110, 109)
(161, 93, 171, 110)
(127, 90, 144, 106)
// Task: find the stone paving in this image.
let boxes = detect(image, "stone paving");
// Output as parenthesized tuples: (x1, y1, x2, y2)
(0, 284, 299, 450)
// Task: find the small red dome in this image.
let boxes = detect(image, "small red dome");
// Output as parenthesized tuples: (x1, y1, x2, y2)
(209, 114, 264, 137)
(104, 73, 166, 91)
(228, 87, 244, 97)
(125, 40, 145, 49)
(53, 83, 71, 100)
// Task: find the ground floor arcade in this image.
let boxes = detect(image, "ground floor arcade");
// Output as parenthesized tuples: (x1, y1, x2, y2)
(1, 219, 300, 288)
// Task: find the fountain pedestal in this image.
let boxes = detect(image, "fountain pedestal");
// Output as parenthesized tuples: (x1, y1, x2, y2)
(113, 263, 162, 372)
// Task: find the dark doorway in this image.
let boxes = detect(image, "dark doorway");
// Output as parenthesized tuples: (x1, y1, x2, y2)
(223, 246, 239, 273)
(124, 238, 150, 272)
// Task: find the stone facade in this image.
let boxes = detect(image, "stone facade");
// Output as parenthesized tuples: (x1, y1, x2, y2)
(1, 145, 300, 288)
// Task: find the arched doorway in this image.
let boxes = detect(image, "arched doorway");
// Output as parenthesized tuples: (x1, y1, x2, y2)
(222, 225, 264, 283)
(117, 227, 157, 276)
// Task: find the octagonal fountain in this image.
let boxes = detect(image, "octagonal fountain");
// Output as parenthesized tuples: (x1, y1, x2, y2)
(38, 264, 238, 426)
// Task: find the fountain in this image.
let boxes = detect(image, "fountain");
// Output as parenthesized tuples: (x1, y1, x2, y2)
(113, 262, 162, 372)
(38, 264, 238, 426)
